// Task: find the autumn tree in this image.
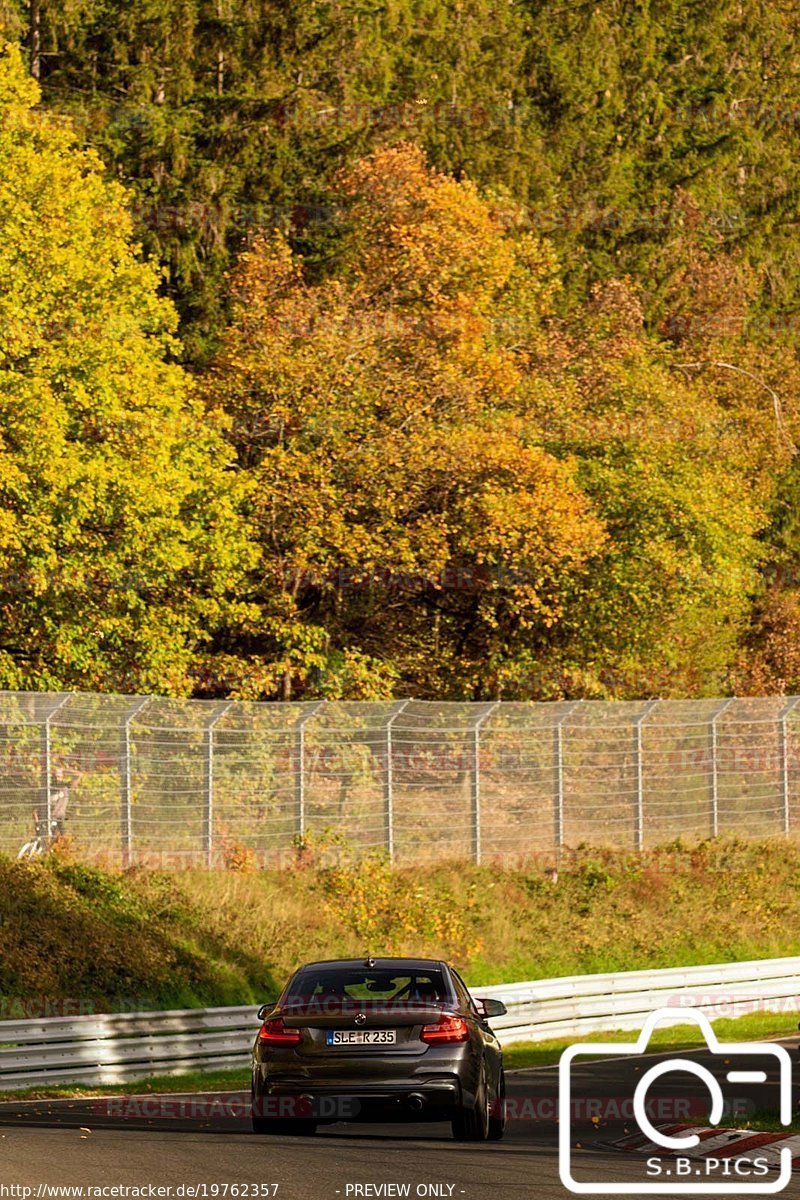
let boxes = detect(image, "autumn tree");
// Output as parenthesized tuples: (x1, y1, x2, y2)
(205, 146, 605, 699)
(205, 145, 783, 699)
(3, 0, 799, 698)
(522, 276, 790, 698)
(8, 0, 800, 371)
(0, 43, 253, 693)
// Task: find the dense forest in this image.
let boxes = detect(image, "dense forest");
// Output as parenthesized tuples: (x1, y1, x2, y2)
(1, 1, 800, 700)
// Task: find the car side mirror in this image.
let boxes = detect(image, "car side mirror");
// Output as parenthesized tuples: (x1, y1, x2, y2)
(257, 1002, 274, 1021)
(475, 997, 507, 1019)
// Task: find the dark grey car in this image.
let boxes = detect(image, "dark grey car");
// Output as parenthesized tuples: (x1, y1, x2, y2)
(251, 957, 507, 1141)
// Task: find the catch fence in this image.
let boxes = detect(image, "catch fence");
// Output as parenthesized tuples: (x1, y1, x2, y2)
(0, 692, 798, 866)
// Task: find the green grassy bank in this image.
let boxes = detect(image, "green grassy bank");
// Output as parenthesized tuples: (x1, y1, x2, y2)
(0, 838, 798, 1011)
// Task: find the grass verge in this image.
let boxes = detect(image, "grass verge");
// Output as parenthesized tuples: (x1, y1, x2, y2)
(2, 837, 800, 1010)
(0, 1067, 251, 1103)
(503, 1010, 800, 1069)
(732, 1112, 800, 1133)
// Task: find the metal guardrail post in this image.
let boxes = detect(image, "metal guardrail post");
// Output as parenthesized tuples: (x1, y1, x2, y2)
(120, 697, 151, 867)
(778, 697, 800, 835)
(40, 694, 72, 831)
(633, 700, 659, 852)
(469, 702, 500, 864)
(203, 701, 233, 867)
(293, 701, 325, 841)
(382, 700, 410, 863)
(553, 701, 582, 852)
(709, 698, 734, 837)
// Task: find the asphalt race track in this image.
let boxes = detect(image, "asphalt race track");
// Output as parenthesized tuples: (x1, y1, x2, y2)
(2, 1040, 799, 1200)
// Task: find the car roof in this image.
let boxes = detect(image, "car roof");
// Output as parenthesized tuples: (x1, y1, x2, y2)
(293, 958, 449, 972)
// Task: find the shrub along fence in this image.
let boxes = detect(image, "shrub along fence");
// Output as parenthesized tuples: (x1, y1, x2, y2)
(0, 692, 797, 866)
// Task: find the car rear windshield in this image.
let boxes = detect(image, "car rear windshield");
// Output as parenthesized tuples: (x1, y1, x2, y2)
(284, 968, 449, 1005)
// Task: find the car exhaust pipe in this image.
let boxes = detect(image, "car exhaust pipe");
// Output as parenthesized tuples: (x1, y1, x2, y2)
(407, 1093, 425, 1113)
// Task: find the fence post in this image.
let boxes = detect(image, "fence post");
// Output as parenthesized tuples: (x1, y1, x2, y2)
(469, 702, 500, 865)
(709, 698, 734, 838)
(633, 700, 659, 852)
(40, 694, 72, 831)
(293, 701, 325, 842)
(382, 700, 410, 863)
(120, 697, 151, 868)
(553, 701, 582, 854)
(778, 697, 800, 835)
(203, 701, 233, 868)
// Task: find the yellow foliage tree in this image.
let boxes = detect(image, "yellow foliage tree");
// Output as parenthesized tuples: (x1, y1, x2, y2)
(207, 146, 606, 699)
(0, 43, 253, 693)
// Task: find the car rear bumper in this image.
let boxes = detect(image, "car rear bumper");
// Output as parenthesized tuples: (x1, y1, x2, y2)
(253, 1075, 462, 1121)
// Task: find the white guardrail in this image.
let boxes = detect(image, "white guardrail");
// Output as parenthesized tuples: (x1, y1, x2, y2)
(0, 957, 798, 1091)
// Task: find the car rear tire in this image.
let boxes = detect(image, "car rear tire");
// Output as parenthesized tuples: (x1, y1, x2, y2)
(252, 1117, 317, 1136)
(451, 1065, 490, 1142)
(487, 1069, 506, 1141)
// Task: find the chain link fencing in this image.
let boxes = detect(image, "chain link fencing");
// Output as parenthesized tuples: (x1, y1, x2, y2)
(0, 692, 797, 867)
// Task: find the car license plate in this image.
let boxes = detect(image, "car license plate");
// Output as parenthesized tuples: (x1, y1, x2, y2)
(326, 1029, 397, 1046)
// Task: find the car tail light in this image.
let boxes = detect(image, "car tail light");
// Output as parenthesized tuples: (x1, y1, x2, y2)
(420, 1013, 468, 1044)
(258, 1017, 302, 1046)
